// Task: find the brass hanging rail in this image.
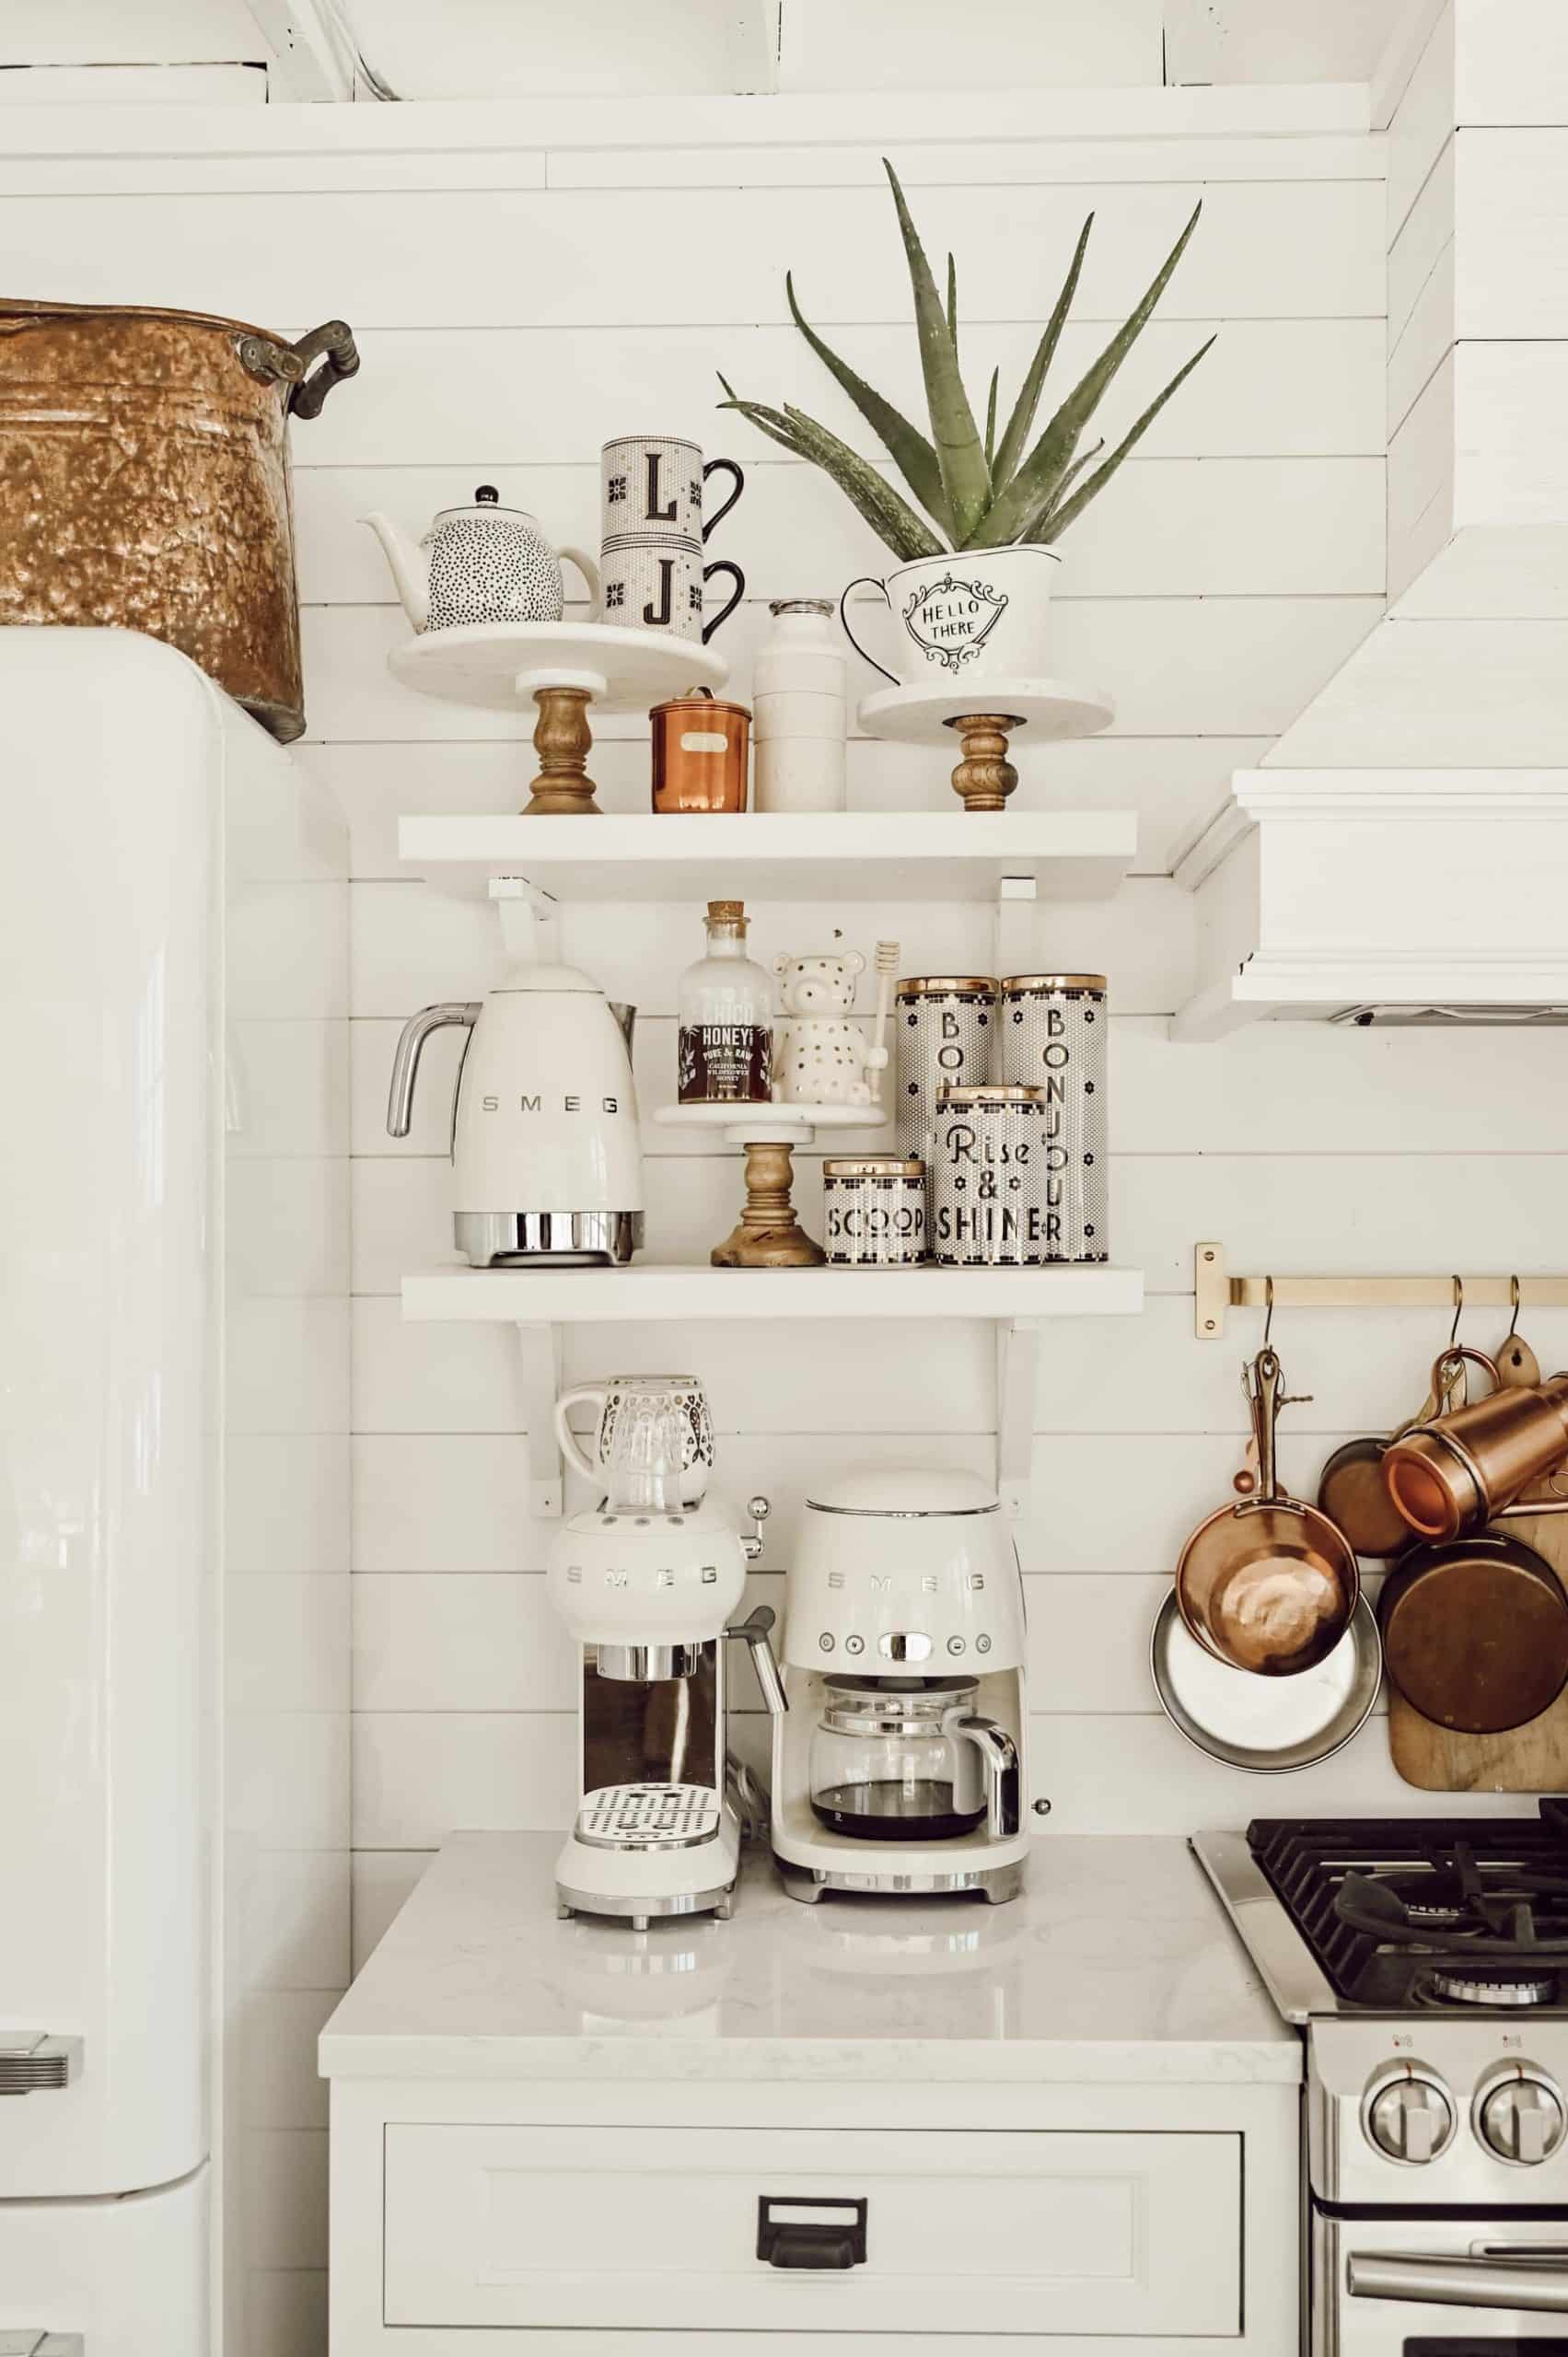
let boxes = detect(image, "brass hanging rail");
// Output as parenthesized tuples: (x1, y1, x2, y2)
(1194, 1244, 1568, 1340)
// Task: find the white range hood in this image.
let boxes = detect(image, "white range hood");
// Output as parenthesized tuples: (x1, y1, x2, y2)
(1174, 766, 1568, 1040)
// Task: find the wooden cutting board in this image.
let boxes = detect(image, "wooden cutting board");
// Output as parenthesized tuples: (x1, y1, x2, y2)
(1388, 1504, 1568, 1792)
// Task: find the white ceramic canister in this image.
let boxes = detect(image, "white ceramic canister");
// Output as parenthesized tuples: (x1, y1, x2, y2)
(931, 1084, 1053, 1268)
(822, 1155, 927, 1267)
(894, 975, 998, 1171)
(752, 598, 847, 812)
(997, 972, 1109, 1264)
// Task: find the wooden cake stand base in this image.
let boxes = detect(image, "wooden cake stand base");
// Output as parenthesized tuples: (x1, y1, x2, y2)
(857, 678, 1115, 813)
(653, 1103, 890, 1270)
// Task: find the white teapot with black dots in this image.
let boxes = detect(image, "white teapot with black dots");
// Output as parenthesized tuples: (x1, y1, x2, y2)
(363, 485, 602, 633)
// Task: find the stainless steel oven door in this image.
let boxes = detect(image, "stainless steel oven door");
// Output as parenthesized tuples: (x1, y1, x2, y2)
(1318, 2210, 1568, 2352)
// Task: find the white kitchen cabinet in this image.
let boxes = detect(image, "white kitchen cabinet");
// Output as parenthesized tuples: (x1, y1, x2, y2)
(321, 1834, 1300, 2354)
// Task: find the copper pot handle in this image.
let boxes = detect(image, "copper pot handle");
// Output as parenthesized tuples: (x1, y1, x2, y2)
(287, 319, 360, 419)
(1250, 1348, 1283, 1504)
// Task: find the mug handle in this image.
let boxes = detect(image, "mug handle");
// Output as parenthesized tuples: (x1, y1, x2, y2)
(553, 1385, 608, 1484)
(839, 574, 898, 683)
(702, 458, 744, 542)
(702, 559, 745, 644)
(560, 545, 603, 624)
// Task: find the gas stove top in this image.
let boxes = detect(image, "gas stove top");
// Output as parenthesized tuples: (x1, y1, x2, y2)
(1194, 1804, 1568, 2021)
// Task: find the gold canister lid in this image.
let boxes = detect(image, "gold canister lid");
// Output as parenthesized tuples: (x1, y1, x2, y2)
(1001, 972, 1107, 992)
(896, 975, 999, 997)
(651, 691, 752, 720)
(823, 1155, 925, 1178)
(938, 1083, 1046, 1106)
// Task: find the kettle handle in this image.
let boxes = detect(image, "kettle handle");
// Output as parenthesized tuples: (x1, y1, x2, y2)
(386, 1002, 482, 1138)
(945, 1713, 1022, 1840)
(560, 545, 604, 624)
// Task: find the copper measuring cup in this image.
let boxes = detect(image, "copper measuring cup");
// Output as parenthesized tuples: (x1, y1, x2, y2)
(1175, 1349, 1361, 1678)
(1384, 1369, 1568, 1541)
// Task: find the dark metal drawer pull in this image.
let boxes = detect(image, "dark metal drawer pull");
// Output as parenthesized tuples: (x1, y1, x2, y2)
(757, 2196, 868, 2270)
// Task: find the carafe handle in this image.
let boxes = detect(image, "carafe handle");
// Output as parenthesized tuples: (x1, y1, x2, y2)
(552, 1384, 610, 1484)
(386, 1002, 481, 1139)
(945, 1713, 1021, 1839)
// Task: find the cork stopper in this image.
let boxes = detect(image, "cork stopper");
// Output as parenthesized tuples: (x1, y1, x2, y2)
(707, 899, 746, 925)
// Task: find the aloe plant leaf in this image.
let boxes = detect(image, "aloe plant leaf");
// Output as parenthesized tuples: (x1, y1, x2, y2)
(883, 157, 991, 542)
(992, 211, 1092, 493)
(946, 252, 957, 343)
(715, 378, 945, 560)
(1021, 436, 1103, 536)
(984, 366, 999, 471)
(784, 272, 953, 538)
(1033, 336, 1216, 543)
(971, 198, 1203, 548)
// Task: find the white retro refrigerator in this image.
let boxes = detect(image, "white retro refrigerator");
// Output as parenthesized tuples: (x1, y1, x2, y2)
(0, 631, 351, 2355)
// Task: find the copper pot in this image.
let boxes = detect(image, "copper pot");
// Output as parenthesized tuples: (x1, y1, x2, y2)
(1378, 1530, 1568, 1735)
(0, 298, 359, 741)
(1384, 1371, 1568, 1540)
(1175, 1349, 1360, 1677)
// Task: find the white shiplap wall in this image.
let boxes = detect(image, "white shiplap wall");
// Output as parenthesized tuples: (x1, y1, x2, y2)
(15, 94, 1568, 2009)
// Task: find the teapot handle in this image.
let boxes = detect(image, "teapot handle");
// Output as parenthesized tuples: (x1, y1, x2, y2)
(561, 546, 603, 624)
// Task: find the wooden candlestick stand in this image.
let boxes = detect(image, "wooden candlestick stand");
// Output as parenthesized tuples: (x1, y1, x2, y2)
(946, 714, 1021, 811)
(711, 1138, 820, 1269)
(524, 685, 598, 816)
(856, 677, 1115, 812)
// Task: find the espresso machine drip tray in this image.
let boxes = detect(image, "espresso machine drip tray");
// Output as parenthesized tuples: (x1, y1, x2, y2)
(575, 1782, 724, 1852)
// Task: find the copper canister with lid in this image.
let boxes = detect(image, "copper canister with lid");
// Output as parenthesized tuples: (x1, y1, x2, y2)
(651, 688, 751, 811)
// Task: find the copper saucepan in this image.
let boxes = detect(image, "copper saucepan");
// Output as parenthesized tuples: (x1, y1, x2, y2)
(1176, 1349, 1361, 1677)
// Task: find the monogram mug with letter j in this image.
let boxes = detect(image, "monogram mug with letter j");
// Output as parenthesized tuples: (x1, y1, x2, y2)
(552, 1373, 714, 1509)
(839, 545, 1060, 685)
(601, 434, 746, 644)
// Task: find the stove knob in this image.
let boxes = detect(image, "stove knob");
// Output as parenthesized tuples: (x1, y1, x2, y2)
(1474, 2065, 1567, 2166)
(1364, 2064, 1456, 2164)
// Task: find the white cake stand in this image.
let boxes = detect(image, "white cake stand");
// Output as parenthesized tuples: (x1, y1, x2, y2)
(857, 677, 1115, 812)
(389, 621, 727, 816)
(655, 1101, 889, 1268)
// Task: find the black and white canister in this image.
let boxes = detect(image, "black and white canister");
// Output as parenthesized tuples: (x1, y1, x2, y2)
(894, 975, 998, 1168)
(932, 1085, 1057, 1268)
(822, 1156, 926, 1268)
(997, 973, 1108, 1264)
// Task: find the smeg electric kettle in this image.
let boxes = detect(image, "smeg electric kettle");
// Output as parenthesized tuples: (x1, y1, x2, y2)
(388, 960, 643, 1266)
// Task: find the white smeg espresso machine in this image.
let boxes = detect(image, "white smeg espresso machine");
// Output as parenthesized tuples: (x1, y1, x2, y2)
(764, 1468, 1028, 1905)
(546, 1382, 784, 1929)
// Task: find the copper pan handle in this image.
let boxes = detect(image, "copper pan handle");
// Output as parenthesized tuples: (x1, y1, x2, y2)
(1251, 1348, 1283, 1504)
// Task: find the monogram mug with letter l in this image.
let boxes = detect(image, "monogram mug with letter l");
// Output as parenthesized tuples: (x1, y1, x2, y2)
(552, 1374, 714, 1509)
(839, 545, 1060, 685)
(601, 435, 744, 548)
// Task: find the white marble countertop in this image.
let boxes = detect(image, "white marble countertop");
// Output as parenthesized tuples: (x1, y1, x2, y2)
(319, 1833, 1301, 2085)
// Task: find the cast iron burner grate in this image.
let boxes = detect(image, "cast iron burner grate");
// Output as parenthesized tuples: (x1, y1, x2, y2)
(1248, 1803, 1568, 2010)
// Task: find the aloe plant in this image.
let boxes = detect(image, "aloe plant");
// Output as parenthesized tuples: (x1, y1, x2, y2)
(719, 161, 1215, 557)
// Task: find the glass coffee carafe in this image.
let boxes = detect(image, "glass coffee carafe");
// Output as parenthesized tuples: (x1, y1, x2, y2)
(808, 1677, 1020, 1843)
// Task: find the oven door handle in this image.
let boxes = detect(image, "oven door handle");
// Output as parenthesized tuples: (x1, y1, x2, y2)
(1349, 2249, 1568, 2312)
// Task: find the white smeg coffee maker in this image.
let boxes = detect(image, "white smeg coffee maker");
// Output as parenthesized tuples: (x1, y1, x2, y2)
(763, 1468, 1028, 1905)
(546, 1377, 784, 1928)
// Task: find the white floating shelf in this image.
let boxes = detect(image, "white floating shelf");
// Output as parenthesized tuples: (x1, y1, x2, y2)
(398, 810, 1135, 903)
(401, 1263, 1144, 1323)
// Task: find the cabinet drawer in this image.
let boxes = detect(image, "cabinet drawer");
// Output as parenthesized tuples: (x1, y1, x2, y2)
(383, 2122, 1240, 2337)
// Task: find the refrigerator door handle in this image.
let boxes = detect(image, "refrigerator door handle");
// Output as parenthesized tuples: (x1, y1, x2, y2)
(0, 2035, 82, 2095)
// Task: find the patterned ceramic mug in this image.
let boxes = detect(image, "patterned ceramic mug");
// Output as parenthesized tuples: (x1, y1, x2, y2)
(553, 1374, 714, 1509)
(839, 545, 1060, 686)
(601, 543, 745, 643)
(601, 436, 743, 549)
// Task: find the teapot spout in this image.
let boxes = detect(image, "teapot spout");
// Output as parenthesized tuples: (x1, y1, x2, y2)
(361, 511, 430, 630)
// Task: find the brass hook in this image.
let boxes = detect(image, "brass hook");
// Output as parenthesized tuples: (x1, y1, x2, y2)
(1508, 1273, 1522, 1343)
(1262, 1272, 1274, 1349)
(1448, 1273, 1464, 1351)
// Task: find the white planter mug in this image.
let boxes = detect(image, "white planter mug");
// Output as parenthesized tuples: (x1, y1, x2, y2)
(839, 546, 1061, 687)
(553, 1374, 714, 1510)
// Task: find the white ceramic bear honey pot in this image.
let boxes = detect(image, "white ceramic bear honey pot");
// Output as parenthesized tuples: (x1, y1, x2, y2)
(772, 949, 887, 1109)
